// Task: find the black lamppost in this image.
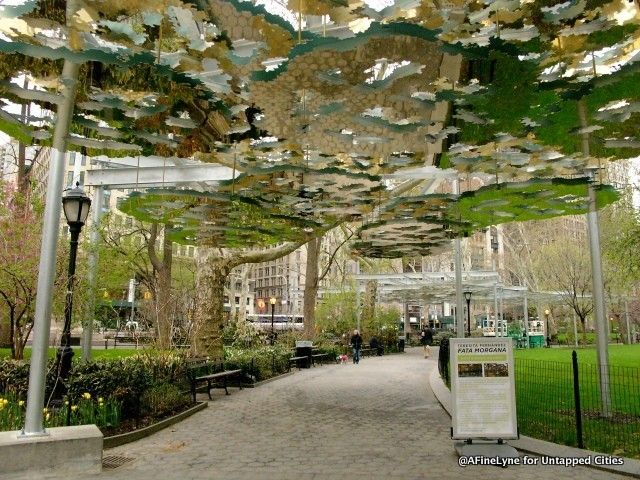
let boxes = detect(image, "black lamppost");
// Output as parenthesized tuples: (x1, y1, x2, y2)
(464, 290, 472, 337)
(544, 308, 551, 347)
(57, 183, 91, 392)
(269, 296, 277, 344)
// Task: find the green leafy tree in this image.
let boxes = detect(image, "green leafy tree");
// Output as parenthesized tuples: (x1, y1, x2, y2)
(315, 290, 358, 339)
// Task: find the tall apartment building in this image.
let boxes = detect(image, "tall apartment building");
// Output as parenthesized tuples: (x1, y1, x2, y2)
(250, 229, 357, 316)
(251, 247, 306, 315)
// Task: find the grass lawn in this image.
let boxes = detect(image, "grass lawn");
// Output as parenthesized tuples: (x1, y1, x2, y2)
(514, 343, 640, 367)
(0, 347, 143, 360)
(514, 344, 640, 458)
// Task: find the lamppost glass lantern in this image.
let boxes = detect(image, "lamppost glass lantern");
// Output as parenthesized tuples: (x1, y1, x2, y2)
(463, 291, 472, 337)
(62, 182, 92, 226)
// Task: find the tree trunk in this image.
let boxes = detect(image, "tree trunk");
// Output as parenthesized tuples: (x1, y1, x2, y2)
(303, 238, 321, 337)
(148, 224, 173, 349)
(361, 280, 377, 334)
(193, 248, 229, 357)
(9, 308, 16, 358)
(0, 317, 10, 349)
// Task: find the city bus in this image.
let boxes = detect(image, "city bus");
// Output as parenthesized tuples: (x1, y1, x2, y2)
(246, 314, 304, 331)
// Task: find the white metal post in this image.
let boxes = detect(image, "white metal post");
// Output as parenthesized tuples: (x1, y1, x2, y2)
(625, 300, 631, 345)
(586, 171, 612, 417)
(498, 286, 504, 337)
(454, 179, 465, 338)
(23, 60, 80, 436)
(81, 185, 104, 361)
(494, 283, 498, 337)
(523, 292, 529, 348)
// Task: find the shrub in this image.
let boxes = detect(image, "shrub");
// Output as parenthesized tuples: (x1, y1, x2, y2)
(66, 353, 188, 418)
(224, 345, 290, 382)
(140, 383, 189, 418)
(432, 331, 456, 346)
(0, 359, 30, 398)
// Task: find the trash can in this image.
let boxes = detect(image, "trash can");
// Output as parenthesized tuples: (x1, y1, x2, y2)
(397, 335, 405, 352)
(295, 340, 313, 368)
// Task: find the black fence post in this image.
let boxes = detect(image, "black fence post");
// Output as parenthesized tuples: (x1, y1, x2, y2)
(438, 338, 450, 386)
(572, 350, 584, 449)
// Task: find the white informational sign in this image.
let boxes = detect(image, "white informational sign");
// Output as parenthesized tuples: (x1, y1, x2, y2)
(450, 337, 518, 440)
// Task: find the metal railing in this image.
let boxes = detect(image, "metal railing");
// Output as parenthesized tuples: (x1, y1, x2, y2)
(516, 353, 640, 458)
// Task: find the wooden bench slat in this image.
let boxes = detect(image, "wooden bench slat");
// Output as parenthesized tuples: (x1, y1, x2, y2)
(196, 369, 242, 381)
(187, 358, 243, 401)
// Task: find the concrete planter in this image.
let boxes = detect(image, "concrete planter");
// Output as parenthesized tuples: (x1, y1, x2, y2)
(104, 401, 207, 449)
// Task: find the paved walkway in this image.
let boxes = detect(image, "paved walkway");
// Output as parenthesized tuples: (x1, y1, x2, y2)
(9, 348, 630, 480)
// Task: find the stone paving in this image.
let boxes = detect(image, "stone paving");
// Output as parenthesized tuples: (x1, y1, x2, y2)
(8, 347, 631, 480)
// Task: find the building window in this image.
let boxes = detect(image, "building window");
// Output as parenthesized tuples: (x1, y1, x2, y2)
(271, 266, 276, 275)
(235, 296, 240, 305)
(68, 153, 75, 166)
(78, 171, 85, 186)
(66, 171, 74, 186)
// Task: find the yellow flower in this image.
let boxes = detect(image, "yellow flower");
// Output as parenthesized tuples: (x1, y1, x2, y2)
(45, 413, 50, 421)
(64, 400, 69, 406)
(71, 405, 78, 412)
(18, 400, 25, 407)
(2, 398, 7, 405)
(82, 393, 91, 400)
(42, 408, 48, 414)
(0, 403, 4, 411)
(98, 397, 103, 403)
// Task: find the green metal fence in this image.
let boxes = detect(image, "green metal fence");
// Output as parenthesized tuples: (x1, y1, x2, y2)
(515, 354, 640, 458)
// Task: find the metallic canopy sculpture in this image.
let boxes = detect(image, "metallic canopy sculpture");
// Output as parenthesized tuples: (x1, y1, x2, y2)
(0, 0, 637, 255)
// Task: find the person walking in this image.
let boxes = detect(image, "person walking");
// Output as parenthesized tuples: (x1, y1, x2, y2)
(421, 327, 433, 358)
(350, 329, 363, 364)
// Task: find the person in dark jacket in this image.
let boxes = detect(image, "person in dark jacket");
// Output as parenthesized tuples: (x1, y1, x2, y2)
(350, 329, 363, 364)
(369, 336, 383, 356)
(420, 327, 434, 358)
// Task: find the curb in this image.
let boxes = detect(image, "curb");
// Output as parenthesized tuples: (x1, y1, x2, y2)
(104, 401, 207, 449)
(428, 368, 640, 478)
(253, 370, 296, 387)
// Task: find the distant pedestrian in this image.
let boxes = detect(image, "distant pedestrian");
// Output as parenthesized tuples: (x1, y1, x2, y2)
(350, 329, 363, 364)
(421, 328, 433, 358)
(369, 336, 383, 356)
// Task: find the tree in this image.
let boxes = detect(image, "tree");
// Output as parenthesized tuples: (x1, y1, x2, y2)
(303, 225, 355, 337)
(192, 238, 318, 357)
(534, 241, 594, 344)
(98, 214, 175, 348)
(0, 184, 64, 358)
(315, 290, 357, 339)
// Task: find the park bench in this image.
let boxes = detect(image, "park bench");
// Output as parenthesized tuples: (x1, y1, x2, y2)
(289, 355, 310, 370)
(311, 352, 330, 366)
(360, 347, 373, 357)
(186, 357, 243, 402)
